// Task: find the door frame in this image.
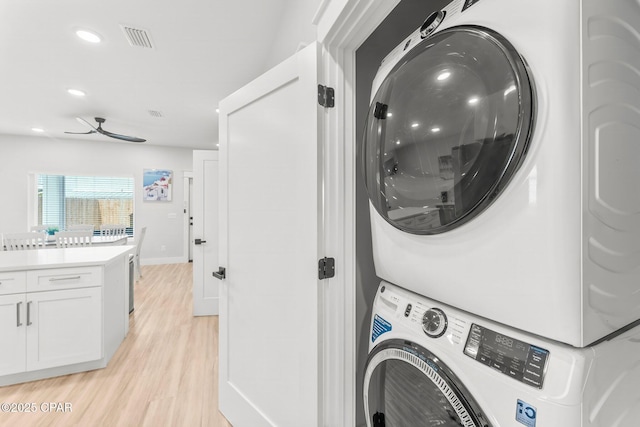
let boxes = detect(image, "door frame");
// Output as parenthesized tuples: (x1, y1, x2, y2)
(314, 1, 402, 425)
(182, 171, 193, 264)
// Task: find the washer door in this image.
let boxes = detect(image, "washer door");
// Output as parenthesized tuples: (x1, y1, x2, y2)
(364, 339, 492, 427)
(362, 26, 535, 234)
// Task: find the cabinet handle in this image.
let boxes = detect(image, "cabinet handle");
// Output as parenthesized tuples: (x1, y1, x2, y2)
(49, 276, 81, 282)
(27, 301, 32, 326)
(16, 302, 22, 327)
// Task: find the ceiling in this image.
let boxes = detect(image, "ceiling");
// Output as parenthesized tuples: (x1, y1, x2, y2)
(0, 0, 289, 150)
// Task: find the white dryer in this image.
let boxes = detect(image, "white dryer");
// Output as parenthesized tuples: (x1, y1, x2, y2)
(360, 0, 640, 346)
(364, 281, 640, 427)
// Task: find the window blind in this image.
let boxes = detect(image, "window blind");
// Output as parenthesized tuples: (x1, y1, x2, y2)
(37, 174, 134, 235)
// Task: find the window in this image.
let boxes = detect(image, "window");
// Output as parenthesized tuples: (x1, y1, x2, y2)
(37, 174, 134, 235)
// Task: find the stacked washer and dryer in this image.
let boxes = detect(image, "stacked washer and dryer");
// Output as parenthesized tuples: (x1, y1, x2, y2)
(360, 0, 640, 425)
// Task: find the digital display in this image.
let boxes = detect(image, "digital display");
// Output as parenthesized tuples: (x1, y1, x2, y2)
(464, 324, 549, 388)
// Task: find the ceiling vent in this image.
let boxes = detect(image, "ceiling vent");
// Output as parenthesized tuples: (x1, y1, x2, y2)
(148, 110, 163, 118)
(121, 25, 154, 49)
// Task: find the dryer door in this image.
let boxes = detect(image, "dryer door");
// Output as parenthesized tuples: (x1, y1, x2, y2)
(362, 26, 535, 235)
(364, 339, 492, 427)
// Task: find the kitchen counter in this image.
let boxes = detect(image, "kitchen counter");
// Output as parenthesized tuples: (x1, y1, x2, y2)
(0, 246, 134, 385)
(0, 245, 135, 271)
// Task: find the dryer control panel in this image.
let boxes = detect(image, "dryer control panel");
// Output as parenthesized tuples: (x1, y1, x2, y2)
(464, 324, 549, 389)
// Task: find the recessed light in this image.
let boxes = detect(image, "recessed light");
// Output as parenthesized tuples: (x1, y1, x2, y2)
(468, 97, 479, 105)
(76, 29, 101, 43)
(411, 123, 420, 128)
(32, 128, 44, 133)
(431, 127, 441, 133)
(67, 89, 86, 97)
(215, 108, 220, 114)
(437, 71, 451, 81)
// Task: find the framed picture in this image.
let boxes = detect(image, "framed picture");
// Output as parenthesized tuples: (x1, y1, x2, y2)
(143, 169, 173, 202)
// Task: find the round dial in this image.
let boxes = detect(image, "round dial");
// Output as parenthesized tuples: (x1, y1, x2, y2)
(420, 10, 446, 39)
(422, 308, 448, 338)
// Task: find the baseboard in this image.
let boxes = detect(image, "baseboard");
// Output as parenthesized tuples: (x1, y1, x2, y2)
(141, 256, 187, 266)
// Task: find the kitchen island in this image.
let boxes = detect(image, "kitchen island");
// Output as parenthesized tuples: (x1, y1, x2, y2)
(0, 245, 134, 385)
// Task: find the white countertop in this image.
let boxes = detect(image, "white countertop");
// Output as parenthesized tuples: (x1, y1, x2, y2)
(0, 245, 136, 271)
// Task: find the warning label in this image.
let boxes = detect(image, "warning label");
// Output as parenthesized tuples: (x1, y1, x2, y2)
(372, 315, 392, 343)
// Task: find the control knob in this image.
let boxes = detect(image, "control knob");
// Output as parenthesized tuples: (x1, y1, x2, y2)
(422, 308, 447, 338)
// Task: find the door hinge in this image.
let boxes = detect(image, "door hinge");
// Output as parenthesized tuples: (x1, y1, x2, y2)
(318, 257, 335, 280)
(317, 85, 335, 108)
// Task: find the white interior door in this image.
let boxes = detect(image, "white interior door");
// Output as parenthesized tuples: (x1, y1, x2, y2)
(218, 42, 322, 427)
(192, 150, 219, 316)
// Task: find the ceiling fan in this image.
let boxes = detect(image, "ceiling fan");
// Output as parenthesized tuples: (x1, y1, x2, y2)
(65, 117, 146, 143)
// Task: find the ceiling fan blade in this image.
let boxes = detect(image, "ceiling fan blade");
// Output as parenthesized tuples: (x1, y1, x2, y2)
(64, 130, 97, 135)
(98, 128, 146, 143)
(76, 117, 98, 131)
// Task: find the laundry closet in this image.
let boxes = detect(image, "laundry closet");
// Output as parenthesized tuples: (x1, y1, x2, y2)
(356, 0, 640, 426)
(216, 0, 640, 425)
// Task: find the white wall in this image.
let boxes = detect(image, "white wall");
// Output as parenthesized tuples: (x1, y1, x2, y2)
(263, 0, 323, 70)
(0, 134, 195, 265)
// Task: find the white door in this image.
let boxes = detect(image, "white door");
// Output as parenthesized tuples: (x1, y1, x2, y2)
(192, 150, 219, 316)
(218, 42, 322, 426)
(26, 287, 102, 371)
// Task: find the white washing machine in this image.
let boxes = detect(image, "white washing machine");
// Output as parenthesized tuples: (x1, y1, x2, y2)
(360, 0, 640, 347)
(363, 282, 640, 427)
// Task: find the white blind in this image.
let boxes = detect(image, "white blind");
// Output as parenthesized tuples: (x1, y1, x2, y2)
(37, 174, 134, 235)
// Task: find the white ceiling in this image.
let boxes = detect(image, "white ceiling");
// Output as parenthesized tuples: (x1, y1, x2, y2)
(0, 0, 289, 149)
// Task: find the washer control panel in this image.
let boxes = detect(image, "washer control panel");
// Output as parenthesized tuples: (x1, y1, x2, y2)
(422, 308, 448, 338)
(464, 324, 549, 389)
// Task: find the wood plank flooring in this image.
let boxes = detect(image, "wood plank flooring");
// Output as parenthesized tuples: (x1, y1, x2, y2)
(0, 263, 233, 427)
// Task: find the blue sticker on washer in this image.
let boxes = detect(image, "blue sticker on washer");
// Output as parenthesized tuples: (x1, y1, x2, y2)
(516, 400, 537, 427)
(372, 315, 392, 342)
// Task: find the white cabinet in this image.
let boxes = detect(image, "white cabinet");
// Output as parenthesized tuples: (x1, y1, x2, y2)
(0, 268, 103, 378)
(0, 293, 26, 376)
(27, 266, 101, 292)
(0, 246, 131, 386)
(26, 287, 101, 371)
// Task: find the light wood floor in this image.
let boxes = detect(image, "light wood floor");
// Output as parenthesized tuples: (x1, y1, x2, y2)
(0, 263, 233, 427)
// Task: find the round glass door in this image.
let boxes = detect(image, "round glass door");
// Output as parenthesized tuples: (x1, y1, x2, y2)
(364, 340, 491, 427)
(362, 26, 535, 234)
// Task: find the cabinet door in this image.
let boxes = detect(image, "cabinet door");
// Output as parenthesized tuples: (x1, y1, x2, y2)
(26, 287, 102, 371)
(0, 294, 26, 376)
